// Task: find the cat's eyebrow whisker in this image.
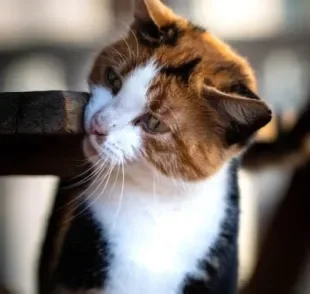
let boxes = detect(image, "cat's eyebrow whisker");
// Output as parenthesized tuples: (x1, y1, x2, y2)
(111, 47, 127, 65)
(121, 36, 134, 63)
(116, 20, 140, 60)
(127, 27, 140, 62)
(97, 56, 123, 69)
(105, 46, 127, 65)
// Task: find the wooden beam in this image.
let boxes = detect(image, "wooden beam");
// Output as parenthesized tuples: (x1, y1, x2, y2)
(0, 91, 89, 177)
(0, 135, 88, 177)
(0, 91, 89, 134)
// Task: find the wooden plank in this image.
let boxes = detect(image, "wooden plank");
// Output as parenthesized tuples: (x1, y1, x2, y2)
(0, 135, 88, 177)
(0, 91, 89, 176)
(0, 91, 89, 135)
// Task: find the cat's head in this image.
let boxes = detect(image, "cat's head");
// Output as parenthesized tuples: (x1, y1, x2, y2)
(84, 0, 272, 181)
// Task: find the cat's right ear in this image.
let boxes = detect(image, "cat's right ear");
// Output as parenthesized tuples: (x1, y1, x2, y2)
(134, 0, 178, 27)
(205, 87, 272, 146)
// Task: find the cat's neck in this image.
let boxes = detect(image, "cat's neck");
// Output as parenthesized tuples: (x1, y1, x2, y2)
(88, 160, 231, 234)
(86, 161, 232, 293)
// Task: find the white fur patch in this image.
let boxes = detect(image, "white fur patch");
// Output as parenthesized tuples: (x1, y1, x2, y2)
(84, 59, 158, 163)
(84, 58, 229, 294)
(87, 162, 230, 294)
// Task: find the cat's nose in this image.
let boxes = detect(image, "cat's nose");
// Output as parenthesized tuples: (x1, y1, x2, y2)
(89, 113, 107, 136)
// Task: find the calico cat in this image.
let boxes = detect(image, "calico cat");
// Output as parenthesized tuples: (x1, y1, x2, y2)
(42, 0, 272, 293)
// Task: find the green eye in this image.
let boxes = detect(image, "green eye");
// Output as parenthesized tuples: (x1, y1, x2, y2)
(106, 67, 122, 94)
(136, 114, 170, 134)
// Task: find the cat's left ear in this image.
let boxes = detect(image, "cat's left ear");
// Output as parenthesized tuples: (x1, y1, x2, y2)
(205, 87, 272, 146)
(134, 0, 179, 27)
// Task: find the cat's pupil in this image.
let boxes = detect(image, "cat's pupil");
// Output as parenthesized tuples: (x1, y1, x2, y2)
(134, 113, 169, 134)
(112, 79, 121, 90)
(148, 116, 160, 130)
(144, 114, 169, 134)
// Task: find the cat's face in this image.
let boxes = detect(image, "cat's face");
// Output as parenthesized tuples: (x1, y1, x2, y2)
(84, 0, 271, 181)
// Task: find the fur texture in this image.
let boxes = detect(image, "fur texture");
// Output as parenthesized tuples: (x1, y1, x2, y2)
(47, 0, 272, 293)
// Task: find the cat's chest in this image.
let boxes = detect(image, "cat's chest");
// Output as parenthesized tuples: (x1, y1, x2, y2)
(91, 179, 228, 294)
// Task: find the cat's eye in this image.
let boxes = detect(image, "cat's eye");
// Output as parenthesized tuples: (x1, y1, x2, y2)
(135, 114, 170, 134)
(106, 67, 122, 94)
(145, 114, 170, 134)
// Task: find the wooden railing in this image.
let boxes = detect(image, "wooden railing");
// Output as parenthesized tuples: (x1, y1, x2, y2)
(0, 91, 89, 177)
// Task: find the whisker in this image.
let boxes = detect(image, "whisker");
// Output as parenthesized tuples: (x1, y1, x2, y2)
(61, 165, 103, 190)
(97, 55, 124, 68)
(128, 27, 139, 62)
(111, 161, 125, 231)
(121, 35, 134, 63)
(62, 162, 114, 224)
(108, 163, 120, 199)
(61, 154, 107, 189)
(58, 158, 108, 212)
(109, 47, 127, 64)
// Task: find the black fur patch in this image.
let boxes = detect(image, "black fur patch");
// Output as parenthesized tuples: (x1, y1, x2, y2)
(224, 104, 272, 147)
(137, 20, 181, 48)
(189, 22, 206, 33)
(53, 161, 240, 294)
(54, 201, 111, 290)
(213, 62, 241, 76)
(225, 120, 255, 147)
(161, 58, 201, 83)
(182, 160, 240, 294)
(230, 83, 260, 100)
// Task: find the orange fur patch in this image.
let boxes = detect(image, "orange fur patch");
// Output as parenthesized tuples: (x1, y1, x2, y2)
(89, 0, 271, 181)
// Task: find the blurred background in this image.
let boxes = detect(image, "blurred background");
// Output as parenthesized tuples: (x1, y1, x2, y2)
(0, 0, 309, 293)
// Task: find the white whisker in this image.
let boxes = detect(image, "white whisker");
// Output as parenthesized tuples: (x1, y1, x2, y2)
(111, 161, 125, 231)
(63, 162, 115, 224)
(59, 158, 108, 217)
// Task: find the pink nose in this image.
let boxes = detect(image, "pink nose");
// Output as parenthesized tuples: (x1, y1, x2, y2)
(89, 114, 106, 136)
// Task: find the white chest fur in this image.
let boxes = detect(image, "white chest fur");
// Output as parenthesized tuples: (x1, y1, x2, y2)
(89, 164, 230, 294)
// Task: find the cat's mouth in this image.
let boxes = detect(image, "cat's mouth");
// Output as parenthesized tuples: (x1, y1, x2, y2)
(83, 135, 104, 159)
(84, 135, 125, 164)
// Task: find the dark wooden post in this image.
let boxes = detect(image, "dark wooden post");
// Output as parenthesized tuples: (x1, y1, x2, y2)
(0, 91, 89, 177)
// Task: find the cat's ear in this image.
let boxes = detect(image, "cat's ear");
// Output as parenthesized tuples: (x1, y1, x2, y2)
(134, 0, 178, 27)
(206, 87, 272, 145)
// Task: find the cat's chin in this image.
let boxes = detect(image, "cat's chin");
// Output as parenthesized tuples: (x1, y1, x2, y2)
(83, 135, 125, 165)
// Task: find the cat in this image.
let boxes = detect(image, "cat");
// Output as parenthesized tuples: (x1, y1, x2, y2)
(42, 0, 272, 293)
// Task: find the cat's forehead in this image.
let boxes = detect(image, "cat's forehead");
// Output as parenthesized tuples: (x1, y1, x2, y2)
(101, 21, 256, 91)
